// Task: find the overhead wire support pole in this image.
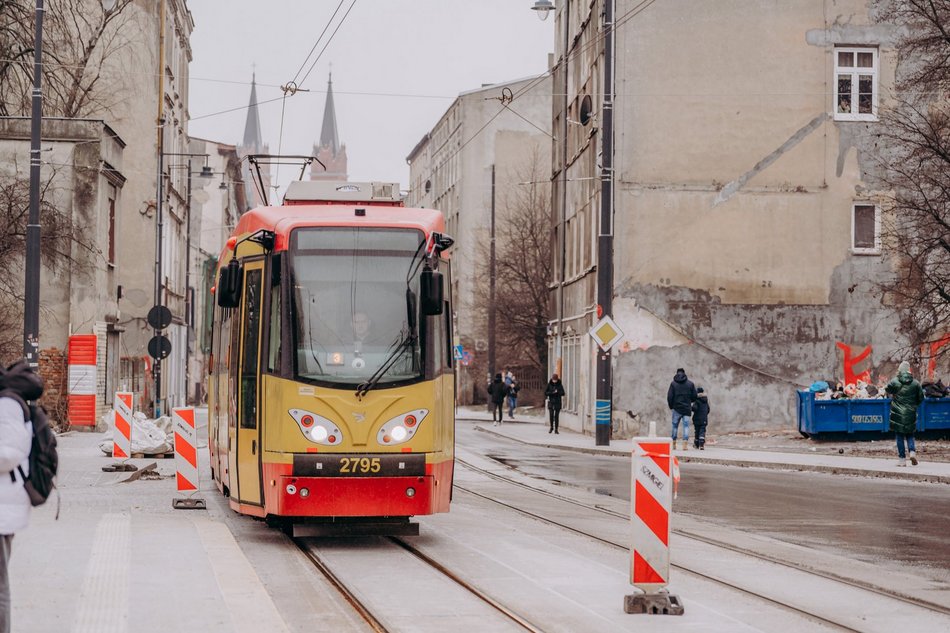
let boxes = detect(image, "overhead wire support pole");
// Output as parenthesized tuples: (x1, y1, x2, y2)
(154, 0, 166, 417)
(488, 164, 497, 383)
(595, 0, 615, 446)
(23, 0, 45, 367)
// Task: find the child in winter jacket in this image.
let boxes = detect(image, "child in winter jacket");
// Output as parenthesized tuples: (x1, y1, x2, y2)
(691, 387, 710, 449)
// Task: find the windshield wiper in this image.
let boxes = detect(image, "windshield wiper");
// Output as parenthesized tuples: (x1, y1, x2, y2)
(356, 288, 419, 398)
(355, 334, 416, 398)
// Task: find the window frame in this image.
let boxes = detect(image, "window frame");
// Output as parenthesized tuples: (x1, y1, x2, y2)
(851, 202, 881, 255)
(834, 47, 879, 122)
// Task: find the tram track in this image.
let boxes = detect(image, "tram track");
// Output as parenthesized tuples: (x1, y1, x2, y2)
(456, 455, 950, 627)
(293, 532, 545, 633)
(293, 539, 391, 633)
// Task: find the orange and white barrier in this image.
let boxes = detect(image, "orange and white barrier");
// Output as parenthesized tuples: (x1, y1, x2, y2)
(172, 408, 199, 492)
(68, 334, 98, 428)
(631, 438, 674, 592)
(113, 392, 133, 460)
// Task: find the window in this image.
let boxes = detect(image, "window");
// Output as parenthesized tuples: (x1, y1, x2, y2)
(835, 48, 878, 121)
(852, 203, 880, 254)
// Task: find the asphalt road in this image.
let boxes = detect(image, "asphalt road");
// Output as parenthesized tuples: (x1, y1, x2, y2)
(460, 422, 950, 574)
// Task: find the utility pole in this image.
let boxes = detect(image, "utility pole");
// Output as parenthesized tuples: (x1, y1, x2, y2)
(488, 164, 497, 381)
(594, 0, 615, 446)
(153, 0, 166, 417)
(23, 0, 45, 367)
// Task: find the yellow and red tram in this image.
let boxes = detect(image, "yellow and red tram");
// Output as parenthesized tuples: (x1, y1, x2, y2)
(208, 180, 455, 533)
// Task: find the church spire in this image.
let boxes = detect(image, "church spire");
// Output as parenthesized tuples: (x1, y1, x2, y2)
(319, 73, 339, 153)
(242, 72, 263, 149)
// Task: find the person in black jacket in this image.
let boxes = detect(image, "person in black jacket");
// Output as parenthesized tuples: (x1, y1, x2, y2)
(544, 374, 566, 434)
(691, 387, 710, 450)
(667, 368, 697, 450)
(487, 373, 507, 426)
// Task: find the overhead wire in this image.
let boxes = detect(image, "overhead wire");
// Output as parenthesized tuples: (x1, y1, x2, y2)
(298, 0, 359, 88)
(290, 0, 347, 85)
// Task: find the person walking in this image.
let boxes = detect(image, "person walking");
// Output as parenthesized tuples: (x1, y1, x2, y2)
(667, 367, 697, 450)
(886, 361, 925, 466)
(487, 373, 507, 426)
(0, 362, 43, 632)
(544, 374, 566, 434)
(506, 376, 519, 420)
(691, 387, 710, 450)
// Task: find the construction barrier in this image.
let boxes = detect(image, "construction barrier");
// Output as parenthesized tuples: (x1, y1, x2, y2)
(172, 408, 205, 510)
(67, 334, 97, 428)
(172, 408, 198, 492)
(112, 392, 133, 460)
(625, 435, 684, 615)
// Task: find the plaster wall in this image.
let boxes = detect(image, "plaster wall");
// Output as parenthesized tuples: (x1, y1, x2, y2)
(551, 0, 924, 436)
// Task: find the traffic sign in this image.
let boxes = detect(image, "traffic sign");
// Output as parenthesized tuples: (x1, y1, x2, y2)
(453, 345, 463, 360)
(589, 316, 624, 352)
(147, 305, 173, 330)
(148, 335, 172, 360)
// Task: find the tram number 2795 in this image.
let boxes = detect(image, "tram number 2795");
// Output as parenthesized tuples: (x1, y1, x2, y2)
(339, 457, 381, 474)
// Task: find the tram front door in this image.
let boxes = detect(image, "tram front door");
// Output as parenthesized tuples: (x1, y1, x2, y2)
(236, 261, 264, 506)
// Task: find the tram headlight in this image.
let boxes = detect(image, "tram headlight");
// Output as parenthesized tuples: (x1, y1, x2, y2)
(288, 408, 343, 446)
(377, 409, 428, 446)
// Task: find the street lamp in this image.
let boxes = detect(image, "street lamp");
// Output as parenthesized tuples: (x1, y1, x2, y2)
(594, 0, 616, 447)
(153, 153, 211, 413)
(532, 0, 554, 20)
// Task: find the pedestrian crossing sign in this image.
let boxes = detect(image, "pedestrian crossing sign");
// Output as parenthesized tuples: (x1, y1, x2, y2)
(589, 316, 623, 352)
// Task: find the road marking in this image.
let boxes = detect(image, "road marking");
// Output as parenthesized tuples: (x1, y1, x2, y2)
(193, 518, 290, 633)
(72, 513, 130, 633)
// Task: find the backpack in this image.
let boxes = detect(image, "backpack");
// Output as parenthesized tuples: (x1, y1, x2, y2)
(1, 390, 58, 508)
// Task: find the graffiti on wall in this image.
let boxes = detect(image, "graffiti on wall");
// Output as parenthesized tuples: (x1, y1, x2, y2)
(925, 334, 950, 381)
(836, 341, 872, 386)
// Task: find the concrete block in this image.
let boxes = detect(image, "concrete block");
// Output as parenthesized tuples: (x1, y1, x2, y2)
(624, 591, 685, 615)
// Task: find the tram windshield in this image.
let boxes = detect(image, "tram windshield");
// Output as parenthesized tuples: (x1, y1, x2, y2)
(289, 227, 424, 387)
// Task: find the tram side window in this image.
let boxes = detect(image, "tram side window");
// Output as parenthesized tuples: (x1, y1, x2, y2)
(267, 275, 280, 373)
(241, 269, 263, 429)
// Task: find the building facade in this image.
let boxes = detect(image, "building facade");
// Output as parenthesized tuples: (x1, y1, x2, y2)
(549, 0, 945, 437)
(0, 117, 126, 425)
(407, 75, 552, 404)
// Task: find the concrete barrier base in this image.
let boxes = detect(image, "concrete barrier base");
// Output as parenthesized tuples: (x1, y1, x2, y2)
(624, 591, 685, 615)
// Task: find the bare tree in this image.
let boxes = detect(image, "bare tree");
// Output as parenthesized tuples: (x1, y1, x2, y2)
(876, 1, 950, 361)
(474, 150, 553, 376)
(0, 164, 94, 360)
(0, 0, 137, 118)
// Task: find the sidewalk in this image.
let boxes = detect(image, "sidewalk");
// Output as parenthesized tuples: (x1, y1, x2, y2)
(458, 407, 950, 485)
(9, 431, 354, 633)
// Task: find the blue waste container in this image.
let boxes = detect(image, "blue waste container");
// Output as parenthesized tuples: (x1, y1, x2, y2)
(797, 391, 950, 436)
(919, 398, 950, 431)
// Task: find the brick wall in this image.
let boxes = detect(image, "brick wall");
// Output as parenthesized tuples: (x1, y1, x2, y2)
(38, 347, 68, 430)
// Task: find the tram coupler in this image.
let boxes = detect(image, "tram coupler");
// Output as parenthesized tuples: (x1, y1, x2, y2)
(624, 590, 684, 615)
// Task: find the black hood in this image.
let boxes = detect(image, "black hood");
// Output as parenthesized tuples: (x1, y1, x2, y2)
(1, 360, 44, 401)
(673, 369, 687, 383)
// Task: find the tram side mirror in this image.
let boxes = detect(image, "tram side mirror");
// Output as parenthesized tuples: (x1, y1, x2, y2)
(217, 258, 243, 308)
(420, 269, 443, 315)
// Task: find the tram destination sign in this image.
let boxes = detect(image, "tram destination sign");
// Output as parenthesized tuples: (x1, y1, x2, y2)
(293, 453, 426, 478)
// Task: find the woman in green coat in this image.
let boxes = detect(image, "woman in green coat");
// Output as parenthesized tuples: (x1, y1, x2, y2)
(885, 361, 925, 466)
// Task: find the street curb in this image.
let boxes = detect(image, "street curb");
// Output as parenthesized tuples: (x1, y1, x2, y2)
(471, 423, 950, 485)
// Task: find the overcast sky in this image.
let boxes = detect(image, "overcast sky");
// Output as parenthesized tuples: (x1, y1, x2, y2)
(187, 1, 554, 191)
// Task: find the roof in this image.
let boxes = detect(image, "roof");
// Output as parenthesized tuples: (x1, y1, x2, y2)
(230, 203, 446, 253)
(242, 73, 263, 148)
(318, 74, 340, 153)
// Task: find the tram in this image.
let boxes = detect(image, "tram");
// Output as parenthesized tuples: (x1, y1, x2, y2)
(208, 178, 455, 535)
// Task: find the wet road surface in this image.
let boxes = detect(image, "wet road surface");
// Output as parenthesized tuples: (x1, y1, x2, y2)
(461, 423, 950, 573)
